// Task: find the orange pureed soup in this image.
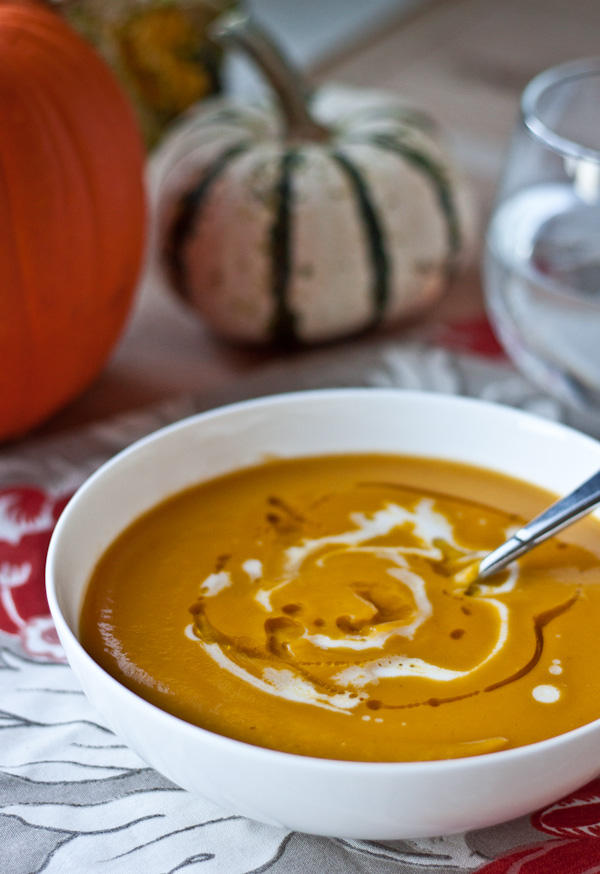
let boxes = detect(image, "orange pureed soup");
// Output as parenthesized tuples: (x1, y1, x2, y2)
(80, 455, 600, 761)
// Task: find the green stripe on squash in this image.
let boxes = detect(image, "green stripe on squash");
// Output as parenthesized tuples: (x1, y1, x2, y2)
(270, 148, 392, 344)
(332, 151, 391, 328)
(165, 142, 250, 298)
(269, 149, 300, 346)
(364, 133, 462, 269)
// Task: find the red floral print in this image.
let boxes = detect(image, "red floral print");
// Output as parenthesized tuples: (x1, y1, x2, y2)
(532, 784, 600, 838)
(477, 779, 600, 872)
(0, 486, 70, 661)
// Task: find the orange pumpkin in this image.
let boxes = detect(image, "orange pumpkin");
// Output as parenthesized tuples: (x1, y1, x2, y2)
(0, 0, 146, 441)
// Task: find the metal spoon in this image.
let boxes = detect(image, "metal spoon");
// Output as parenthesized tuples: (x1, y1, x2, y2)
(476, 468, 600, 580)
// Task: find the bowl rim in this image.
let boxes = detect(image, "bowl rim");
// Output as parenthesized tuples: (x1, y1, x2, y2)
(46, 387, 600, 773)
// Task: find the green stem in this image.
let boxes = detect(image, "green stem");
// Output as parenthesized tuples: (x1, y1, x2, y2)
(211, 10, 329, 143)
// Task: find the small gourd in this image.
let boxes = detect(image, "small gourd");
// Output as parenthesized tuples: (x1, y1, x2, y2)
(151, 12, 471, 346)
(60, 0, 233, 148)
(0, 0, 146, 441)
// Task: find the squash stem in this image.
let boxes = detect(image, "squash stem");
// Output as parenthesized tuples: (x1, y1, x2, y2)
(211, 11, 329, 143)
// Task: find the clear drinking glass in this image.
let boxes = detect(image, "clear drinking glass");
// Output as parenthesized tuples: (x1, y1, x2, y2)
(484, 58, 600, 430)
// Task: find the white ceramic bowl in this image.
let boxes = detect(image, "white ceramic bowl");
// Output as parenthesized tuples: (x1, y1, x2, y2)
(46, 389, 600, 839)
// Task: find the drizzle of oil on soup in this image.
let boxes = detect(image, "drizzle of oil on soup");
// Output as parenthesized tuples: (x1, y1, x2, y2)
(80, 455, 600, 761)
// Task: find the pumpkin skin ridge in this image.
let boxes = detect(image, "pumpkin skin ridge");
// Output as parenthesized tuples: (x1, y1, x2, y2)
(25, 70, 107, 315)
(174, 145, 289, 343)
(268, 148, 301, 346)
(333, 142, 450, 323)
(22, 43, 136, 414)
(330, 150, 390, 330)
(2, 4, 145, 327)
(0, 137, 37, 420)
(165, 142, 251, 301)
(0, 0, 146, 440)
(348, 132, 462, 273)
(326, 104, 439, 138)
(0, 58, 94, 427)
(283, 146, 375, 344)
(45, 23, 147, 310)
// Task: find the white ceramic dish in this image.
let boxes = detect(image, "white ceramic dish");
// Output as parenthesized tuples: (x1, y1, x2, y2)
(46, 389, 600, 839)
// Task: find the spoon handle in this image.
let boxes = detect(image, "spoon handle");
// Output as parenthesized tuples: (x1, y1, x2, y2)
(477, 468, 600, 579)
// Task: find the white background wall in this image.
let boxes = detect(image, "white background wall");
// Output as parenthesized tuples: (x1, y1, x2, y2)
(226, 0, 427, 97)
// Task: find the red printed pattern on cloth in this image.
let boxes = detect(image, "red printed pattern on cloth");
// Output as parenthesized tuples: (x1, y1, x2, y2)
(431, 316, 506, 358)
(0, 487, 70, 662)
(477, 779, 600, 872)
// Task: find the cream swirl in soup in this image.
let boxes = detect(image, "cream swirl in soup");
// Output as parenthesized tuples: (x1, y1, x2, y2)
(81, 455, 600, 761)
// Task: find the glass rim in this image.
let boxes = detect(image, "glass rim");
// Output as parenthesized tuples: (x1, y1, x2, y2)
(522, 56, 600, 164)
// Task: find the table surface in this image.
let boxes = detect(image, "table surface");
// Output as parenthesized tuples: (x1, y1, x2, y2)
(35, 0, 600, 437)
(4, 7, 600, 868)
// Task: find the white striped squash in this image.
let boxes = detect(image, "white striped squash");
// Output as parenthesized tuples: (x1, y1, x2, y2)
(150, 23, 471, 346)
